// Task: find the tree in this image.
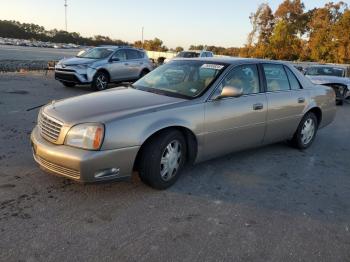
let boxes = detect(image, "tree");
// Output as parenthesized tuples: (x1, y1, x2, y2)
(333, 9, 350, 63)
(175, 46, 184, 52)
(307, 2, 348, 62)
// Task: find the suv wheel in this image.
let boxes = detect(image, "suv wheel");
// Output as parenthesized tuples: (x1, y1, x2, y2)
(61, 82, 76, 87)
(92, 71, 109, 91)
(289, 112, 318, 149)
(139, 69, 149, 79)
(138, 130, 187, 190)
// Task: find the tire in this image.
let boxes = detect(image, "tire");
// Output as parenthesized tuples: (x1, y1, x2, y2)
(138, 130, 187, 190)
(139, 69, 149, 79)
(61, 82, 76, 87)
(92, 71, 109, 91)
(336, 100, 344, 106)
(289, 112, 318, 150)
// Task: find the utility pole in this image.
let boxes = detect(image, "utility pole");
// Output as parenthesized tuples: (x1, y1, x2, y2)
(141, 26, 144, 48)
(64, 0, 68, 31)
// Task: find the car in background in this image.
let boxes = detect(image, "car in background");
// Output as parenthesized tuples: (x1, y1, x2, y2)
(32, 58, 336, 189)
(305, 65, 350, 105)
(54, 46, 153, 90)
(164, 50, 214, 63)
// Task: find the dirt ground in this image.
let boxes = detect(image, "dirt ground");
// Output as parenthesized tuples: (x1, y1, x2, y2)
(0, 71, 349, 262)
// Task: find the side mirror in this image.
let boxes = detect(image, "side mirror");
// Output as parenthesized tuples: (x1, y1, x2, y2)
(110, 57, 120, 62)
(215, 86, 243, 99)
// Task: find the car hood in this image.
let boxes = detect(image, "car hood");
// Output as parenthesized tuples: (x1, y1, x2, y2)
(307, 75, 350, 86)
(43, 87, 186, 124)
(58, 57, 99, 66)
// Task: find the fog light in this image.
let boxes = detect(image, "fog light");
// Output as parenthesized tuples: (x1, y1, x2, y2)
(94, 168, 120, 179)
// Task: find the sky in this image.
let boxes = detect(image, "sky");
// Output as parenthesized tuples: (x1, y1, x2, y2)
(1, 0, 334, 48)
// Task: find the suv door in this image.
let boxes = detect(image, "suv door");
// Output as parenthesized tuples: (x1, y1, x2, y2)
(107, 50, 130, 81)
(262, 63, 308, 144)
(126, 49, 143, 79)
(204, 64, 267, 160)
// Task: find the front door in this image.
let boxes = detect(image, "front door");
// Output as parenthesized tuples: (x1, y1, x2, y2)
(203, 64, 267, 160)
(107, 50, 131, 81)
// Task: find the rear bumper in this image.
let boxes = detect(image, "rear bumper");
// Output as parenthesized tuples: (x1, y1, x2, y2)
(31, 126, 139, 182)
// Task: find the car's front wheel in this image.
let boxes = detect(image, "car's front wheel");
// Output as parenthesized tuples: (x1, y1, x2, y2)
(138, 130, 187, 190)
(289, 112, 318, 149)
(92, 71, 109, 91)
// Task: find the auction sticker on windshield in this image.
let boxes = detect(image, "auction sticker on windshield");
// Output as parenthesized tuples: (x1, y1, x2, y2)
(201, 64, 225, 70)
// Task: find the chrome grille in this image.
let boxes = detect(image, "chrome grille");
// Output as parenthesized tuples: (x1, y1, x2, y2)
(38, 112, 63, 142)
(34, 154, 80, 179)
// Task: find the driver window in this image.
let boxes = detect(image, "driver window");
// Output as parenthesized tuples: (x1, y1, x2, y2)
(112, 50, 126, 61)
(216, 65, 260, 96)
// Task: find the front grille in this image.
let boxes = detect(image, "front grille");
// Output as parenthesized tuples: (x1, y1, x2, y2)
(55, 68, 76, 73)
(34, 154, 80, 179)
(38, 112, 63, 142)
(55, 72, 80, 83)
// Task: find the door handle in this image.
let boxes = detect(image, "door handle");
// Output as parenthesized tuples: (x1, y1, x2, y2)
(253, 103, 264, 111)
(139, 62, 143, 65)
(298, 97, 305, 103)
(124, 63, 129, 66)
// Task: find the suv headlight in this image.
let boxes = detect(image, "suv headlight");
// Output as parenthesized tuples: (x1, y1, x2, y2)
(65, 123, 104, 150)
(76, 64, 93, 69)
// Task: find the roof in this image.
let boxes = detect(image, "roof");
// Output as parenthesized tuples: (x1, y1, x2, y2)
(173, 57, 292, 65)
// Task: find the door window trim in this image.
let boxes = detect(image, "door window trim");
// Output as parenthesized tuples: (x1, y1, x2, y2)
(260, 63, 293, 93)
(208, 63, 264, 101)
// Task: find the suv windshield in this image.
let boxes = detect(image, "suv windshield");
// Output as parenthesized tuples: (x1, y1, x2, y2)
(77, 47, 114, 59)
(133, 60, 227, 99)
(176, 52, 200, 58)
(305, 66, 345, 77)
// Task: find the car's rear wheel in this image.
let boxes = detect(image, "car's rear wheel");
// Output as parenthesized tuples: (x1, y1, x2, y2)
(138, 130, 187, 190)
(139, 69, 149, 79)
(92, 71, 109, 91)
(289, 112, 318, 149)
(61, 81, 76, 87)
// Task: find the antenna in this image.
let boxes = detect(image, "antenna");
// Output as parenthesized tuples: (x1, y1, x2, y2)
(64, 0, 68, 31)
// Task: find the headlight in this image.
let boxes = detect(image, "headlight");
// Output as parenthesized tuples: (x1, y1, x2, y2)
(65, 123, 104, 150)
(76, 64, 92, 69)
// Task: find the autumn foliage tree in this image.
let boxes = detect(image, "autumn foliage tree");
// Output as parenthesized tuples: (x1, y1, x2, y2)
(243, 1, 349, 63)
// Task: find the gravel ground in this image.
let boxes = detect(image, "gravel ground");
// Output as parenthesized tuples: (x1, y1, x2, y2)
(0, 71, 349, 262)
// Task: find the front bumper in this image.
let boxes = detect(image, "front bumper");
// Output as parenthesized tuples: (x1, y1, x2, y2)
(31, 126, 140, 182)
(54, 66, 96, 84)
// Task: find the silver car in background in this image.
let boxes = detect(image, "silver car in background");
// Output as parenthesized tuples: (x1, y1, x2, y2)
(32, 58, 336, 189)
(305, 65, 350, 105)
(55, 46, 153, 90)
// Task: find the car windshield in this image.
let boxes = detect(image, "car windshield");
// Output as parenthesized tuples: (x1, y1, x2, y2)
(305, 67, 345, 77)
(76, 47, 114, 59)
(133, 60, 227, 99)
(176, 52, 200, 58)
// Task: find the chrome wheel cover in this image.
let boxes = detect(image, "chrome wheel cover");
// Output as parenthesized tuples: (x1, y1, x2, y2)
(96, 74, 108, 90)
(301, 118, 315, 145)
(160, 140, 182, 181)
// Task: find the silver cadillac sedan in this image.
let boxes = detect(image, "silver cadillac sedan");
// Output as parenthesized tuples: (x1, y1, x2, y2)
(31, 58, 336, 189)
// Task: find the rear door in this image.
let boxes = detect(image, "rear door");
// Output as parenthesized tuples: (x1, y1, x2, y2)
(203, 64, 267, 160)
(262, 63, 308, 144)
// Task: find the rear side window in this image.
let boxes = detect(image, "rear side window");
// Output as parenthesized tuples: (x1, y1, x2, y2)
(126, 49, 141, 60)
(263, 64, 290, 92)
(285, 67, 301, 90)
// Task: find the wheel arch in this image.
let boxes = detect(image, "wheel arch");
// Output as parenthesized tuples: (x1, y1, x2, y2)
(133, 125, 198, 171)
(306, 107, 322, 126)
(95, 68, 111, 81)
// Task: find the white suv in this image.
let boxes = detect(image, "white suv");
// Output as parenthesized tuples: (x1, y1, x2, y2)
(55, 46, 153, 91)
